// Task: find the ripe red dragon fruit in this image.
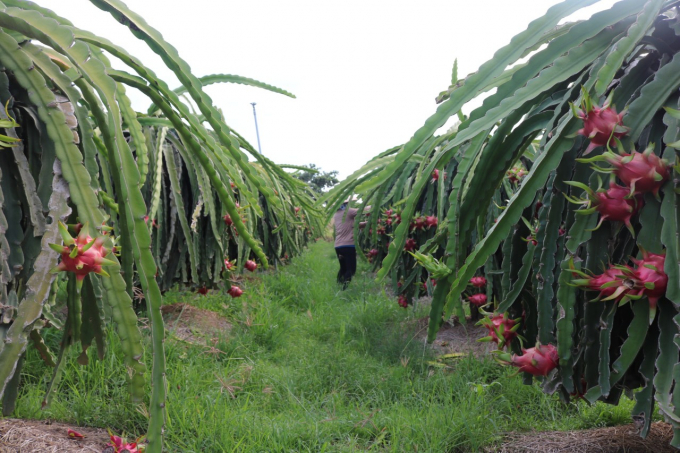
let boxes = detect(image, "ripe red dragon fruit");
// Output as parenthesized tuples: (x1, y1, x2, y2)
(397, 294, 408, 308)
(404, 238, 417, 252)
(468, 293, 488, 307)
(605, 147, 670, 197)
(367, 249, 379, 261)
(224, 258, 235, 271)
(425, 216, 438, 228)
(410, 216, 426, 231)
(228, 286, 243, 298)
(571, 265, 633, 302)
(385, 217, 393, 226)
(223, 214, 233, 226)
(478, 312, 520, 349)
(566, 181, 643, 235)
(498, 343, 559, 376)
(469, 276, 487, 288)
(49, 222, 115, 291)
(197, 286, 209, 295)
(506, 165, 527, 184)
(431, 169, 439, 182)
(630, 250, 667, 321)
(245, 260, 258, 272)
(384, 209, 394, 217)
(107, 433, 143, 453)
(593, 182, 643, 232)
(576, 109, 627, 155)
(376, 225, 386, 235)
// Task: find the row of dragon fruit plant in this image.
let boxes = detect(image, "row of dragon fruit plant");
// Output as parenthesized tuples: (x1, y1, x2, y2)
(320, 0, 680, 445)
(0, 1, 324, 451)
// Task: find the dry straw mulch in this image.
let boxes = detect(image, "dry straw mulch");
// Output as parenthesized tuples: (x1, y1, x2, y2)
(488, 422, 678, 453)
(0, 418, 110, 452)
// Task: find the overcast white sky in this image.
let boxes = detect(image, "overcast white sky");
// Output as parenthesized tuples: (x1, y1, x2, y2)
(38, 0, 617, 179)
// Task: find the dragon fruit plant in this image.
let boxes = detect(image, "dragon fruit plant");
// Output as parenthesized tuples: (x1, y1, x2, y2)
(0, 2, 326, 452)
(321, 1, 680, 446)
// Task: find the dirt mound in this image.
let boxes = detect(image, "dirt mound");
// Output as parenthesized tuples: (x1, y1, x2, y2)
(0, 418, 110, 452)
(410, 316, 495, 357)
(161, 303, 231, 346)
(489, 422, 676, 453)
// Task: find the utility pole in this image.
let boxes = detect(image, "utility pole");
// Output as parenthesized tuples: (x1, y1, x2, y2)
(250, 102, 262, 153)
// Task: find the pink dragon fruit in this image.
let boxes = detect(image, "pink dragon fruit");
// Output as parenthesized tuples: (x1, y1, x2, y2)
(228, 286, 243, 298)
(244, 260, 258, 272)
(404, 238, 417, 252)
(424, 216, 438, 228)
(224, 258, 235, 271)
(107, 433, 144, 453)
(397, 294, 408, 308)
(478, 312, 520, 349)
(498, 343, 559, 376)
(469, 276, 487, 288)
(468, 293, 488, 307)
(565, 181, 643, 235)
(571, 265, 633, 302)
(574, 92, 628, 154)
(629, 250, 667, 321)
(605, 148, 670, 197)
(49, 222, 115, 291)
(410, 216, 427, 231)
(506, 165, 527, 184)
(223, 214, 233, 226)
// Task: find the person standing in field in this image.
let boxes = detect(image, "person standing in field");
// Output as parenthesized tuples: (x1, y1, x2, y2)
(333, 199, 368, 289)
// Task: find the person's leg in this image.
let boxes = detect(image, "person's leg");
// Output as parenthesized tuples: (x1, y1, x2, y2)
(347, 248, 357, 281)
(336, 248, 347, 284)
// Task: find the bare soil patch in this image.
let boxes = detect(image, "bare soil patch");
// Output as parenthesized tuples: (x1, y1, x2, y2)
(0, 418, 110, 452)
(161, 303, 231, 346)
(488, 422, 677, 452)
(409, 316, 495, 357)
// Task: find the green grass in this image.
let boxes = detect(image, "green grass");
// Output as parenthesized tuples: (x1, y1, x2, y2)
(11, 240, 647, 452)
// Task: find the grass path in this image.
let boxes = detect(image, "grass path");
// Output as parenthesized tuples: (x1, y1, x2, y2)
(13, 240, 640, 452)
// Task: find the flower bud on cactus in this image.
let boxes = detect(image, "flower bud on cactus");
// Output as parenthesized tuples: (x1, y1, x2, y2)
(497, 343, 558, 376)
(573, 89, 628, 154)
(408, 250, 451, 279)
(228, 286, 243, 298)
(469, 276, 487, 288)
(468, 293, 488, 307)
(49, 222, 115, 291)
(245, 260, 258, 272)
